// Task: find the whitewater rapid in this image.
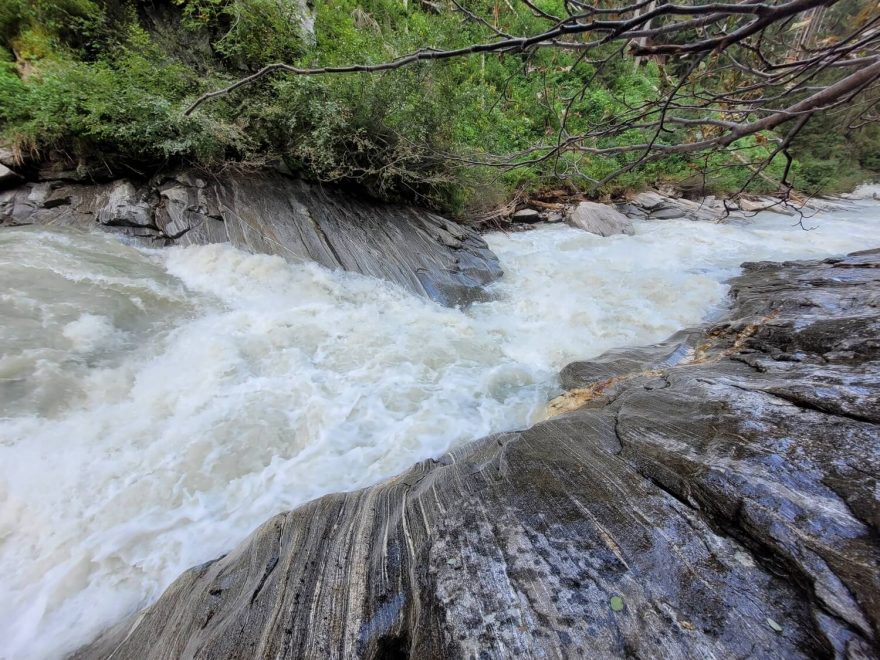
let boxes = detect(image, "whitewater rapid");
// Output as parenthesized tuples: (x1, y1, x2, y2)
(1, 197, 879, 658)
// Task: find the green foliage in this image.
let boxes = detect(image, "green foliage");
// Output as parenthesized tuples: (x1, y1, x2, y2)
(0, 19, 250, 163)
(174, 0, 308, 67)
(0, 0, 874, 213)
(788, 107, 879, 194)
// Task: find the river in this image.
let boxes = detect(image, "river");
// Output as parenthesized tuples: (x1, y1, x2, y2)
(1, 196, 879, 658)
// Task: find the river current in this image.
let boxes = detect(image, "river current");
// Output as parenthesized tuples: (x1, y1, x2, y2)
(2, 194, 879, 658)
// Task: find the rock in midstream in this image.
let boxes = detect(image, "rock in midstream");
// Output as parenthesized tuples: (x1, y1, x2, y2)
(0, 171, 502, 307)
(75, 248, 880, 659)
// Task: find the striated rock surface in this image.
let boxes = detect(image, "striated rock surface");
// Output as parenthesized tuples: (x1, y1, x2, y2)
(566, 201, 634, 236)
(0, 171, 501, 307)
(625, 190, 737, 221)
(620, 188, 854, 222)
(78, 249, 880, 659)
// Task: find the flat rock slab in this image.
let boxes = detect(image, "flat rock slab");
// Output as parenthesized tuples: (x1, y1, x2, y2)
(567, 201, 634, 236)
(0, 172, 502, 307)
(511, 208, 542, 223)
(78, 249, 880, 659)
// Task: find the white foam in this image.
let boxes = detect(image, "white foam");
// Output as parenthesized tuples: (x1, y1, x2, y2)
(1, 202, 879, 659)
(62, 314, 122, 353)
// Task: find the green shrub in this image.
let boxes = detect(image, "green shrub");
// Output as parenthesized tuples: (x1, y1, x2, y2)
(0, 0, 874, 213)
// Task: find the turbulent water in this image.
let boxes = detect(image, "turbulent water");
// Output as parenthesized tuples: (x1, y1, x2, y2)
(2, 196, 879, 658)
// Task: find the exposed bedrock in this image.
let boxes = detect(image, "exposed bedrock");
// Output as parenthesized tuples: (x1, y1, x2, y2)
(78, 249, 880, 659)
(0, 171, 502, 307)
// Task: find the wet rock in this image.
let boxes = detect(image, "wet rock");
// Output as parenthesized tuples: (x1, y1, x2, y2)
(75, 249, 880, 659)
(625, 191, 738, 222)
(649, 206, 685, 219)
(615, 202, 647, 218)
(567, 200, 634, 236)
(0, 171, 502, 307)
(737, 197, 768, 212)
(665, 197, 725, 222)
(801, 197, 850, 214)
(511, 208, 542, 223)
(631, 190, 668, 210)
(0, 147, 17, 170)
(96, 180, 154, 228)
(0, 163, 21, 189)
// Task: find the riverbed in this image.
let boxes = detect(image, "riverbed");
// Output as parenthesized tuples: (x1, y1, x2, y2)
(1, 198, 879, 658)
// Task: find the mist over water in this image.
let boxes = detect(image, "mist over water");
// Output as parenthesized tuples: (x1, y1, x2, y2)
(2, 199, 879, 659)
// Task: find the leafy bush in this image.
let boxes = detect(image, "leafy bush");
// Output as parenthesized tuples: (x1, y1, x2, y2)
(0, 0, 874, 213)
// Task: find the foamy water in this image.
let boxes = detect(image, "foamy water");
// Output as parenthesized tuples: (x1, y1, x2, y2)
(1, 198, 879, 658)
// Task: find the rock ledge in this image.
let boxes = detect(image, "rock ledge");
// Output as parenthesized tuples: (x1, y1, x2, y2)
(79, 249, 880, 659)
(1, 171, 502, 307)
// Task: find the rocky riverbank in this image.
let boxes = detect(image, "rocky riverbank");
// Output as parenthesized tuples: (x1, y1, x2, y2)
(76, 248, 880, 659)
(502, 186, 860, 235)
(0, 167, 501, 307)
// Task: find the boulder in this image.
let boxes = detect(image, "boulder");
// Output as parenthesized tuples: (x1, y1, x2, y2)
(566, 201, 635, 236)
(737, 197, 769, 212)
(615, 202, 647, 218)
(622, 190, 759, 223)
(648, 206, 684, 219)
(671, 198, 726, 222)
(0, 163, 21, 189)
(76, 250, 880, 660)
(95, 180, 154, 228)
(511, 208, 542, 223)
(845, 184, 880, 200)
(0, 147, 16, 169)
(631, 190, 669, 210)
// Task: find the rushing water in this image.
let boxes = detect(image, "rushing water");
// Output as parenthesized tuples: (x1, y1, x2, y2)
(2, 195, 879, 658)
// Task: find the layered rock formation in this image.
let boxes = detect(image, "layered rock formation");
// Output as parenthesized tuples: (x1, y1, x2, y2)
(0, 171, 502, 307)
(617, 189, 852, 222)
(506, 188, 853, 231)
(78, 250, 880, 658)
(565, 201, 634, 236)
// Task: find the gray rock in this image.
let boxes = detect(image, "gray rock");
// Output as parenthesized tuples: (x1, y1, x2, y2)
(0, 171, 502, 307)
(566, 201, 635, 236)
(628, 191, 743, 223)
(0, 163, 21, 189)
(802, 197, 850, 214)
(738, 197, 767, 212)
(35, 159, 96, 182)
(615, 202, 647, 218)
(631, 190, 669, 210)
(76, 249, 880, 660)
(511, 208, 542, 222)
(735, 196, 802, 216)
(95, 180, 154, 228)
(648, 206, 685, 219)
(0, 147, 16, 169)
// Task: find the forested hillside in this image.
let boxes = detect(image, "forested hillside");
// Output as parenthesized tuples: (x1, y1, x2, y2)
(1, 0, 877, 213)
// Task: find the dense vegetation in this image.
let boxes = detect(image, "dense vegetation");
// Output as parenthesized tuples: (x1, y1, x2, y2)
(0, 0, 876, 214)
